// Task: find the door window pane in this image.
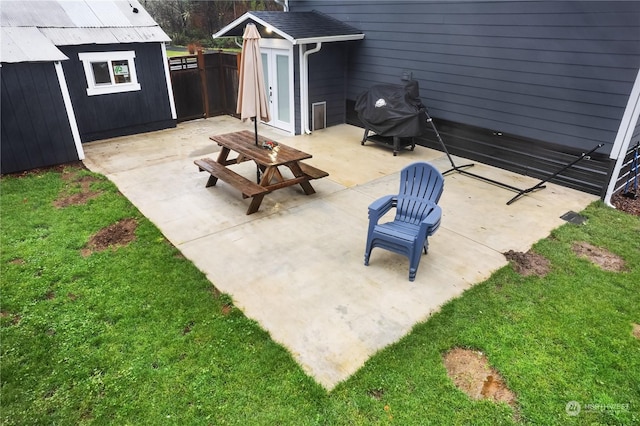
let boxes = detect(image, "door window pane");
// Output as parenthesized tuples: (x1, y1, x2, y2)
(261, 53, 269, 100)
(276, 54, 290, 123)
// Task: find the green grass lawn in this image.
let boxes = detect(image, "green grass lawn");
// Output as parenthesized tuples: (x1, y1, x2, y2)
(2, 165, 639, 425)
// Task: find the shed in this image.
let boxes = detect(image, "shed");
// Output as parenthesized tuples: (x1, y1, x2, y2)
(1, 0, 176, 174)
(213, 11, 364, 136)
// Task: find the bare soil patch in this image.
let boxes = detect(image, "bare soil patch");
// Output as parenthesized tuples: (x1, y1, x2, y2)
(571, 242, 627, 272)
(1, 310, 21, 326)
(504, 250, 551, 277)
(81, 218, 138, 257)
(443, 348, 517, 410)
(54, 171, 102, 208)
(611, 192, 640, 217)
(632, 323, 640, 340)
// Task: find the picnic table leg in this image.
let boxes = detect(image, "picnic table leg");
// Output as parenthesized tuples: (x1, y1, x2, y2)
(287, 162, 316, 195)
(246, 193, 266, 215)
(205, 175, 219, 188)
(204, 146, 232, 187)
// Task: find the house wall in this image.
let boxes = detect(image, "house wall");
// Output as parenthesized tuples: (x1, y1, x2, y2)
(307, 43, 348, 128)
(1, 62, 79, 174)
(59, 42, 175, 142)
(291, 0, 640, 195)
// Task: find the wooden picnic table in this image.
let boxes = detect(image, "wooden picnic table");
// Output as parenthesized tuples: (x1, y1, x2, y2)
(195, 130, 328, 214)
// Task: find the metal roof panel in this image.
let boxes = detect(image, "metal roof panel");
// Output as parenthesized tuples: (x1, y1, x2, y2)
(39, 27, 120, 45)
(1, 27, 68, 63)
(0, 1, 74, 27)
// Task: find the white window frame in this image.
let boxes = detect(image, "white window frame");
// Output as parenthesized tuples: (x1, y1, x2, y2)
(78, 51, 141, 96)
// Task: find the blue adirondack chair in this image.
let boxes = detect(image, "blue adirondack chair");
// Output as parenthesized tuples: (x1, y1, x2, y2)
(364, 162, 444, 281)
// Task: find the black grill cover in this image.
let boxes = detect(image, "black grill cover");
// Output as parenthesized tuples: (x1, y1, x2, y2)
(355, 80, 428, 137)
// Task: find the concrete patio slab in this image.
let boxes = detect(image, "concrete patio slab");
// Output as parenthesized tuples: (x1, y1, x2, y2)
(82, 116, 598, 389)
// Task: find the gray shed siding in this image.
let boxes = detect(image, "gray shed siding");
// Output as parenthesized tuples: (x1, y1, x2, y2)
(308, 43, 349, 128)
(59, 42, 175, 142)
(1, 62, 78, 174)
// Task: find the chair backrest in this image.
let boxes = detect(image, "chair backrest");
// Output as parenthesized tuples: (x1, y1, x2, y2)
(395, 162, 444, 224)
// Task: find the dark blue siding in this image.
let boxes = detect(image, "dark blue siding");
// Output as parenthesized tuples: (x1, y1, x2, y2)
(1, 63, 79, 174)
(308, 43, 348, 127)
(292, 0, 640, 194)
(293, 0, 639, 152)
(59, 43, 175, 142)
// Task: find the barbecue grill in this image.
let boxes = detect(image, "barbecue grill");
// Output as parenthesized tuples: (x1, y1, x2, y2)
(355, 80, 429, 155)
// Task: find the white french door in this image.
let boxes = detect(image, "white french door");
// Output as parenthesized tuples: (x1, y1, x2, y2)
(261, 46, 293, 133)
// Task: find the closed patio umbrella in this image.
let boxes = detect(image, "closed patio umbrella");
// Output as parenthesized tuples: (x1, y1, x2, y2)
(237, 23, 271, 146)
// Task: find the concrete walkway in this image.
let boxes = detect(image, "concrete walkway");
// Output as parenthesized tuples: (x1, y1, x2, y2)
(82, 116, 597, 389)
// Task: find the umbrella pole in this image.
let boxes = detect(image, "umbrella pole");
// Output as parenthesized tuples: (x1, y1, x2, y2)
(254, 117, 258, 146)
(253, 117, 260, 183)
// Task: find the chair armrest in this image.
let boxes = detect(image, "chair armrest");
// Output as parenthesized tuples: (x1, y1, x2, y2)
(418, 203, 442, 240)
(368, 195, 396, 222)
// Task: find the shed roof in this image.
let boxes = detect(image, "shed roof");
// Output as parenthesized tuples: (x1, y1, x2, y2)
(213, 11, 364, 45)
(0, 0, 170, 63)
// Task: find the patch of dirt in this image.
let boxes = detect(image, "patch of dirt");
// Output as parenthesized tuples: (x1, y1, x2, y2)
(443, 348, 517, 410)
(53, 171, 102, 208)
(221, 304, 233, 316)
(611, 192, 640, 217)
(571, 242, 627, 272)
(182, 321, 195, 335)
(367, 388, 385, 400)
(504, 250, 551, 277)
(81, 218, 138, 257)
(632, 323, 640, 340)
(10, 258, 25, 265)
(1, 311, 21, 326)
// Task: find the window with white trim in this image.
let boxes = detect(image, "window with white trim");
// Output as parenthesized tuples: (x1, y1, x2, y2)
(78, 51, 141, 96)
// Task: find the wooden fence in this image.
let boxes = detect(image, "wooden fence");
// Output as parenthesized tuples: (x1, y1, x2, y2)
(168, 51, 239, 122)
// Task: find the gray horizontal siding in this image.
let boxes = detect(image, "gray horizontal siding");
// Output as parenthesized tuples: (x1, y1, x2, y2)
(292, 1, 640, 153)
(308, 44, 348, 127)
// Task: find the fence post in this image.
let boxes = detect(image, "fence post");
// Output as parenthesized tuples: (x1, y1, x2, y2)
(198, 50, 209, 118)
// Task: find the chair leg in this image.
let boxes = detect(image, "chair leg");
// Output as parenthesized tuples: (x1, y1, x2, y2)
(364, 243, 371, 266)
(423, 238, 429, 255)
(409, 248, 424, 281)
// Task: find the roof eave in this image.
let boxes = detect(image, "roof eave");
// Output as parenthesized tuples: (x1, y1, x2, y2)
(293, 34, 365, 45)
(212, 12, 294, 43)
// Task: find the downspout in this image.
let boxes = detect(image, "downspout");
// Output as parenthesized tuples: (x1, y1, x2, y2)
(275, 0, 289, 12)
(603, 67, 640, 207)
(301, 42, 322, 134)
